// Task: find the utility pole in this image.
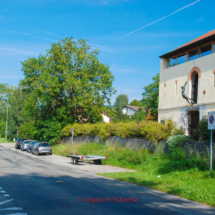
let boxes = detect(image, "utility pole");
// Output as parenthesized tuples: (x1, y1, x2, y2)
(5, 102, 8, 143)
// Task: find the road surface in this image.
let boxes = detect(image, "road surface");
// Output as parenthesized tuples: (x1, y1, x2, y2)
(0, 144, 214, 215)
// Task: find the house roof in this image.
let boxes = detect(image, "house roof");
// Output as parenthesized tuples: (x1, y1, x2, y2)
(160, 30, 215, 59)
(122, 105, 145, 111)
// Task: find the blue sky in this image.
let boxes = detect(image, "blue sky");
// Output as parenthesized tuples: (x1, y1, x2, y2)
(0, 0, 214, 104)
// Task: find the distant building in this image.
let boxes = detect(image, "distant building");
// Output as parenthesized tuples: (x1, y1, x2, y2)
(158, 30, 215, 135)
(122, 105, 144, 116)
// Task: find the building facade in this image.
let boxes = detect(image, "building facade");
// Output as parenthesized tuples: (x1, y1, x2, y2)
(122, 105, 143, 116)
(158, 30, 215, 135)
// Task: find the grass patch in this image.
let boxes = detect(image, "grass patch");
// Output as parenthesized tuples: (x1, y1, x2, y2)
(52, 143, 215, 206)
(0, 137, 13, 143)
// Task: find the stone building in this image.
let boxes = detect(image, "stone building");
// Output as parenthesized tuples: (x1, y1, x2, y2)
(158, 30, 215, 135)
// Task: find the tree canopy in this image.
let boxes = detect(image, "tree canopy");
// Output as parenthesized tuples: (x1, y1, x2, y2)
(20, 37, 116, 143)
(130, 99, 143, 107)
(142, 73, 159, 119)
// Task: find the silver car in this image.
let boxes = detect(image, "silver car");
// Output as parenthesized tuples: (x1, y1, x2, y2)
(32, 142, 52, 156)
(21, 140, 33, 151)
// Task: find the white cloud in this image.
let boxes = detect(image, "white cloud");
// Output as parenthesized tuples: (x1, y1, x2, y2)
(0, 75, 22, 79)
(110, 64, 138, 74)
(77, 0, 130, 6)
(90, 43, 115, 53)
(0, 47, 38, 56)
(0, 28, 58, 42)
(37, 30, 62, 38)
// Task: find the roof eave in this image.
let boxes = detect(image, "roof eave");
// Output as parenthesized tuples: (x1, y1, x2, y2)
(159, 34, 215, 59)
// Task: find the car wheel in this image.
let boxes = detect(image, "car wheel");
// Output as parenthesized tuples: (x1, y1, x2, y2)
(71, 158, 74, 164)
(74, 158, 78, 165)
(50, 153, 52, 155)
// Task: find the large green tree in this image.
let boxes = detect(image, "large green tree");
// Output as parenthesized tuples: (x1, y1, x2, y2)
(0, 84, 28, 139)
(113, 94, 129, 122)
(21, 37, 115, 143)
(130, 99, 143, 106)
(142, 73, 159, 119)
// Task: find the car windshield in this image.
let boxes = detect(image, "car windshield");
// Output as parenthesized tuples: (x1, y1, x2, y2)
(18, 139, 26, 143)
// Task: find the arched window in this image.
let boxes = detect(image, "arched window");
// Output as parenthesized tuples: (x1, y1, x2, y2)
(191, 72, 198, 104)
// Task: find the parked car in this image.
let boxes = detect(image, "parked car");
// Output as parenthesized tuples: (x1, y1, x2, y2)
(31, 142, 52, 156)
(15, 138, 27, 149)
(21, 140, 34, 151)
(27, 141, 36, 153)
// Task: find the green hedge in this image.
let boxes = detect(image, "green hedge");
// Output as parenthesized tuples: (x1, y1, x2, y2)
(62, 120, 184, 143)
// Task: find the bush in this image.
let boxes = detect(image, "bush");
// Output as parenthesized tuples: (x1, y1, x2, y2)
(62, 119, 182, 143)
(194, 116, 215, 141)
(167, 135, 192, 152)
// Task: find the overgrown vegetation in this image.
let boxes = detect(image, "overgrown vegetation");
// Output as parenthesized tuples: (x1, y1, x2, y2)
(193, 116, 215, 141)
(62, 120, 184, 142)
(53, 142, 215, 206)
(167, 135, 191, 152)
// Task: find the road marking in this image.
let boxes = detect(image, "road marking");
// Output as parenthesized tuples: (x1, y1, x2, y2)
(0, 199, 13, 206)
(4, 194, 10, 197)
(5, 213, 27, 215)
(0, 207, 22, 211)
(24, 166, 32, 170)
(11, 159, 17, 163)
(0, 187, 2, 189)
(0, 190, 6, 193)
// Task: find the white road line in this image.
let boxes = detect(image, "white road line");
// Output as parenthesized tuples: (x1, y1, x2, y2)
(4, 194, 10, 197)
(0, 207, 22, 211)
(0, 190, 6, 193)
(0, 187, 2, 189)
(11, 159, 17, 163)
(0, 199, 13, 206)
(24, 166, 32, 170)
(5, 213, 27, 215)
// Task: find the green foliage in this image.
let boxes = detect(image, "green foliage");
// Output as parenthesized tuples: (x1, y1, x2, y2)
(19, 121, 37, 139)
(129, 109, 146, 122)
(62, 119, 180, 142)
(113, 94, 128, 121)
(194, 116, 215, 141)
(0, 121, 6, 138)
(53, 142, 215, 206)
(0, 84, 29, 140)
(15, 37, 116, 143)
(142, 73, 159, 119)
(130, 99, 143, 106)
(167, 135, 192, 152)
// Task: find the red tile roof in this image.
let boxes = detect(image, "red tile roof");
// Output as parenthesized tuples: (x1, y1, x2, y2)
(175, 30, 215, 50)
(160, 30, 215, 58)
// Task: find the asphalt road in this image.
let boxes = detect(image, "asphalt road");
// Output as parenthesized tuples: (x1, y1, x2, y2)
(0, 145, 215, 215)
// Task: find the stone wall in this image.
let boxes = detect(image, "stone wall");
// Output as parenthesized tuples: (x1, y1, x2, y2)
(63, 135, 215, 158)
(184, 140, 215, 159)
(63, 135, 169, 154)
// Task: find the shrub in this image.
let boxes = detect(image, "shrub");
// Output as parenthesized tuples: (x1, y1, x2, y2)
(194, 116, 215, 141)
(62, 119, 181, 143)
(167, 135, 192, 152)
